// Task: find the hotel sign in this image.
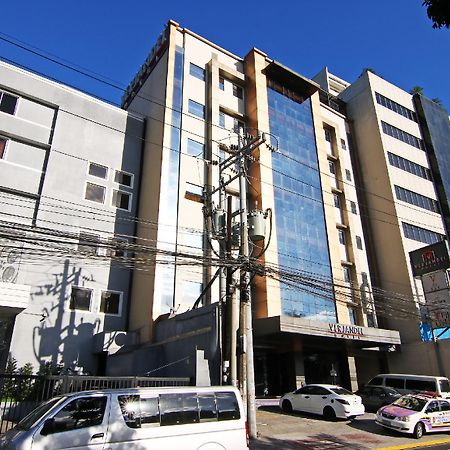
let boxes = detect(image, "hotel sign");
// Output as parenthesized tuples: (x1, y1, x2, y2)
(328, 323, 364, 340)
(410, 241, 450, 277)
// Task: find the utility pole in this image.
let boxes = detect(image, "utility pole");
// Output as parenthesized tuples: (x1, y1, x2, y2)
(208, 132, 265, 439)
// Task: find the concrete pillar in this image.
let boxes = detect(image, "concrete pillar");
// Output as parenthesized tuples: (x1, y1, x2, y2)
(294, 352, 306, 388)
(348, 356, 358, 391)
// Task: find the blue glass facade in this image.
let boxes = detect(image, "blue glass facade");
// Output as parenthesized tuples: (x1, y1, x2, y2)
(267, 87, 336, 322)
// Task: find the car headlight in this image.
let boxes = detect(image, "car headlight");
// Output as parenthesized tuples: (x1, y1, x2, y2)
(397, 416, 410, 422)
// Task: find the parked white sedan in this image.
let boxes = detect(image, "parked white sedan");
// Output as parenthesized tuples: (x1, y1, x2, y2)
(279, 384, 365, 420)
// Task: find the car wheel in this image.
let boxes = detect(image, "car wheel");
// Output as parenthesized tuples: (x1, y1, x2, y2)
(413, 422, 425, 439)
(323, 406, 336, 421)
(282, 400, 293, 413)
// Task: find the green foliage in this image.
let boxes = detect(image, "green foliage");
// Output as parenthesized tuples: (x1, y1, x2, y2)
(423, 0, 450, 29)
(410, 86, 424, 95)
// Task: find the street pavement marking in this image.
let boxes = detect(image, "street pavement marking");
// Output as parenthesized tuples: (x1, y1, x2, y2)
(376, 436, 450, 450)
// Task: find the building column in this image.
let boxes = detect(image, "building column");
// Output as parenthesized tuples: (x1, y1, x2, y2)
(348, 356, 358, 391)
(294, 352, 306, 388)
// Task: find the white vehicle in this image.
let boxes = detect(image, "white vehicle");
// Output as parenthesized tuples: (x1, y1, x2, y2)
(279, 384, 365, 420)
(367, 373, 450, 398)
(376, 393, 450, 439)
(0, 386, 248, 450)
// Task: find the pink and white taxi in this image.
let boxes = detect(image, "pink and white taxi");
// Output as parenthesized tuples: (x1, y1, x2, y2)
(376, 393, 450, 439)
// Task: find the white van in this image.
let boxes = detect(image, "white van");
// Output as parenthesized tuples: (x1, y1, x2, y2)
(367, 374, 450, 399)
(0, 386, 248, 450)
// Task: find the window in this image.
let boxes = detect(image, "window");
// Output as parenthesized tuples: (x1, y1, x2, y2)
(219, 77, 225, 91)
(356, 235, 363, 250)
(85, 182, 106, 204)
(369, 377, 383, 386)
(343, 266, 351, 283)
(232, 84, 243, 99)
(381, 121, 424, 150)
(185, 182, 203, 202)
(188, 99, 205, 119)
(333, 193, 341, 208)
(186, 138, 204, 157)
(340, 138, 347, 150)
(0, 137, 7, 159)
(324, 129, 332, 142)
(112, 190, 132, 211)
(216, 392, 240, 420)
(160, 393, 199, 426)
(385, 378, 404, 389)
(189, 63, 205, 81)
(78, 232, 99, 256)
(405, 379, 436, 392)
(375, 92, 417, 122)
(219, 111, 225, 127)
(88, 162, 108, 179)
(402, 222, 445, 244)
(100, 291, 122, 315)
(348, 307, 357, 325)
(345, 169, 352, 181)
(338, 229, 345, 245)
(48, 397, 107, 433)
(0, 91, 18, 115)
(395, 185, 439, 213)
(114, 170, 133, 188)
(388, 152, 431, 180)
(70, 287, 92, 311)
(350, 201, 357, 214)
(439, 400, 450, 412)
(233, 118, 245, 135)
(328, 161, 336, 174)
(183, 280, 203, 305)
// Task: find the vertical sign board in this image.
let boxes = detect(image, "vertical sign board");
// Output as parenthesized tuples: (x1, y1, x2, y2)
(409, 242, 450, 329)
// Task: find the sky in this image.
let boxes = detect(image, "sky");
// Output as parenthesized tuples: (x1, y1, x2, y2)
(0, 0, 449, 111)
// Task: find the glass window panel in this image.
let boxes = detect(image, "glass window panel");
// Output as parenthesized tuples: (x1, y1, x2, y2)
(89, 163, 108, 179)
(188, 99, 205, 118)
(216, 392, 240, 421)
(219, 112, 225, 127)
(114, 170, 133, 187)
(189, 63, 205, 81)
(100, 291, 121, 315)
(112, 190, 131, 210)
(186, 138, 204, 157)
(219, 77, 225, 91)
(0, 93, 18, 115)
(85, 182, 105, 203)
(0, 138, 7, 159)
(232, 84, 243, 99)
(70, 287, 92, 311)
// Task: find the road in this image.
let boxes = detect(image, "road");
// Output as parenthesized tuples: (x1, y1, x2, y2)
(250, 402, 450, 450)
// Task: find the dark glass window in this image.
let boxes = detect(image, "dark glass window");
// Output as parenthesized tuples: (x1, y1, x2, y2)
(324, 129, 332, 142)
(85, 183, 105, 204)
(405, 379, 436, 392)
(114, 170, 133, 187)
(219, 77, 225, 91)
(0, 92, 18, 115)
(232, 84, 243, 99)
(0, 138, 7, 159)
(402, 222, 445, 245)
(328, 161, 335, 174)
(216, 392, 240, 421)
(350, 201, 357, 214)
(189, 63, 205, 81)
(376, 92, 417, 122)
(188, 99, 205, 119)
(368, 377, 383, 386)
(338, 229, 345, 245)
(70, 287, 92, 311)
(198, 395, 217, 422)
(345, 169, 352, 181)
(100, 291, 121, 315)
(356, 236, 363, 250)
(381, 121, 424, 150)
(395, 185, 439, 213)
(333, 193, 341, 208)
(439, 400, 450, 411)
(160, 393, 199, 426)
(388, 152, 431, 180)
(88, 162, 108, 179)
(112, 190, 131, 210)
(48, 397, 107, 433)
(340, 138, 347, 150)
(386, 378, 404, 389)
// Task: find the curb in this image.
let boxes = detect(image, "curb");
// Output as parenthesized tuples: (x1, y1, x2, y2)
(376, 436, 450, 449)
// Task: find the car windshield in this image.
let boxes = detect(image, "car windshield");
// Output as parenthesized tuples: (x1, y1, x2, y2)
(440, 379, 450, 393)
(393, 395, 427, 412)
(330, 387, 352, 396)
(16, 397, 62, 431)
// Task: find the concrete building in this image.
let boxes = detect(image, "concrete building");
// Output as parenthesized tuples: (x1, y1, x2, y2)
(0, 60, 144, 373)
(335, 69, 450, 375)
(110, 21, 401, 393)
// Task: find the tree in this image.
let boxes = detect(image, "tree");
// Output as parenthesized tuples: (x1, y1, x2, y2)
(410, 86, 424, 95)
(432, 97, 443, 106)
(423, 0, 450, 29)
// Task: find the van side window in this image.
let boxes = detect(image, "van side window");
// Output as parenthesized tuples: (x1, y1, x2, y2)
(160, 393, 199, 426)
(216, 392, 240, 421)
(440, 379, 450, 394)
(368, 377, 383, 386)
(385, 378, 404, 389)
(405, 379, 436, 392)
(48, 397, 107, 434)
(198, 394, 217, 422)
(140, 397, 160, 425)
(118, 395, 141, 428)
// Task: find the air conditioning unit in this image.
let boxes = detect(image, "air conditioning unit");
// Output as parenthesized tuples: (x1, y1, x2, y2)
(0, 240, 23, 284)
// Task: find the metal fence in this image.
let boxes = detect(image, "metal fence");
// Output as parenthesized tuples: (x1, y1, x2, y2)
(0, 374, 190, 433)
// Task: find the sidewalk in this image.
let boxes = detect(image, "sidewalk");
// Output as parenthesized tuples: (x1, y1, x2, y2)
(250, 400, 450, 450)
